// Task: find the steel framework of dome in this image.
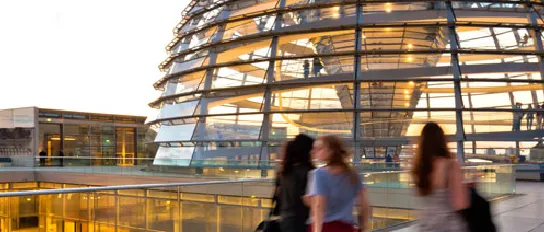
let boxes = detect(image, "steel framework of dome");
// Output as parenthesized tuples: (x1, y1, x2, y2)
(150, 0, 544, 166)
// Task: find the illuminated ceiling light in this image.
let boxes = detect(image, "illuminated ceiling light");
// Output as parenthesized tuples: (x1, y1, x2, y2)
(385, 8, 392, 13)
(385, 27, 391, 32)
(404, 103, 410, 107)
(409, 81, 414, 85)
(408, 44, 413, 49)
(407, 56, 413, 62)
(333, 6, 340, 11)
(404, 90, 409, 94)
(26, 198, 32, 201)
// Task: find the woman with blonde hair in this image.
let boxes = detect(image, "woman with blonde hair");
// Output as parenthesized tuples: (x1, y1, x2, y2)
(307, 135, 369, 232)
(411, 122, 468, 231)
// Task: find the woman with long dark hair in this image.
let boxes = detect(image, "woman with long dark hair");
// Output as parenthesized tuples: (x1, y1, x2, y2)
(307, 135, 369, 232)
(277, 134, 316, 232)
(411, 122, 468, 231)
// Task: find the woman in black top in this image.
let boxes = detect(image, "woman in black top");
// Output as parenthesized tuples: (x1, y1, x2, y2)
(276, 134, 315, 232)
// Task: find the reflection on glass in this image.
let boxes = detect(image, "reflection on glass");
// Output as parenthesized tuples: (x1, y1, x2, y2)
(193, 115, 264, 140)
(212, 62, 268, 89)
(222, 15, 276, 41)
(362, 26, 449, 50)
(158, 101, 199, 119)
(273, 84, 354, 110)
(277, 30, 355, 57)
(281, 5, 357, 27)
(155, 124, 197, 142)
(215, 39, 273, 64)
(273, 56, 353, 81)
(270, 113, 353, 139)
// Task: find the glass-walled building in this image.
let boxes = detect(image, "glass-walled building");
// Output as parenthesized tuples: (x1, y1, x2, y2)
(149, 0, 544, 166)
(0, 107, 157, 166)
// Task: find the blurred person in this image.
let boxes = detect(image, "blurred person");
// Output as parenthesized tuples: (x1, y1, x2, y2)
(313, 57, 323, 78)
(39, 150, 47, 166)
(512, 102, 523, 131)
(385, 153, 393, 168)
(538, 103, 544, 129)
(304, 60, 310, 79)
(59, 150, 64, 167)
(411, 122, 469, 232)
(307, 135, 369, 232)
(527, 104, 535, 130)
(277, 134, 316, 232)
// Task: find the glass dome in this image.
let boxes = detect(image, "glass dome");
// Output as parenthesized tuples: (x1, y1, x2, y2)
(150, 0, 544, 166)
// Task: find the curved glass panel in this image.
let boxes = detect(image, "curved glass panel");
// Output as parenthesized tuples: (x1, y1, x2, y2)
(222, 15, 277, 41)
(277, 30, 355, 57)
(153, 147, 194, 166)
(155, 124, 197, 142)
(212, 62, 268, 89)
(272, 56, 354, 81)
(158, 101, 199, 120)
(272, 83, 354, 110)
(180, 7, 224, 34)
(281, 5, 357, 27)
(362, 26, 450, 50)
(270, 112, 353, 139)
(173, 26, 218, 54)
(193, 115, 264, 140)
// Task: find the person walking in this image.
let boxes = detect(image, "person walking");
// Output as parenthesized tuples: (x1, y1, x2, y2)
(513, 102, 523, 131)
(411, 122, 469, 232)
(536, 104, 544, 130)
(277, 134, 315, 232)
(313, 57, 323, 78)
(303, 60, 310, 79)
(527, 104, 535, 130)
(307, 135, 369, 232)
(39, 150, 47, 166)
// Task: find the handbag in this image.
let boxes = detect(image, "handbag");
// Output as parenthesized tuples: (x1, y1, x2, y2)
(446, 162, 496, 232)
(256, 177, 281, 232)
(459, 186, 497, 232)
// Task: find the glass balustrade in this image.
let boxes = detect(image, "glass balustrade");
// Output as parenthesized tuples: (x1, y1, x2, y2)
(0, 164, 516, 232)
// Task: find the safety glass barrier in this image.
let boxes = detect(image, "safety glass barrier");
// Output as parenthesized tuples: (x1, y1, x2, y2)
(0, 165, 515, 231)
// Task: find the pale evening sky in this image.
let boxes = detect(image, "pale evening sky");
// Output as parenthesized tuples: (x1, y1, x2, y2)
(0, 0, 189, 116)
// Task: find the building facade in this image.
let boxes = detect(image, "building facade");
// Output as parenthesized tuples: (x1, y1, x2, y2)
(0, 107, 157, 166)
(150, 0, 544, 165)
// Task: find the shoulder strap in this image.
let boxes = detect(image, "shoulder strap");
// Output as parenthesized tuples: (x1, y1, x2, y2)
(444, 159, 451, 189)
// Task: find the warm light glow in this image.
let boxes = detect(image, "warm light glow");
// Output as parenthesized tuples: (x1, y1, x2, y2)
(385, 8, 392, 13)
(362, 34, 367, 39)
(46, 118, 52, 122)
(404, 103, 410, 107)
(385, 27, 391, 31)
(407, 56, 413, 62)
(409, 81, 414, 85)
(333, 6, 340, 11)
(50, 137, 76, 141)
(408, 44, 413, 49)
(26, 198, 32, 201)
(332, 13, 339, 18)
(404, 90, 409, 94)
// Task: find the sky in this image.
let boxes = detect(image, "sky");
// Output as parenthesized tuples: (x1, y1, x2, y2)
(0, 0, 189, 116)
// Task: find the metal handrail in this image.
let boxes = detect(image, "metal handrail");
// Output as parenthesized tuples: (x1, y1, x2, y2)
(0, 164, 516, 197)
(0, 178, 272, 197)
